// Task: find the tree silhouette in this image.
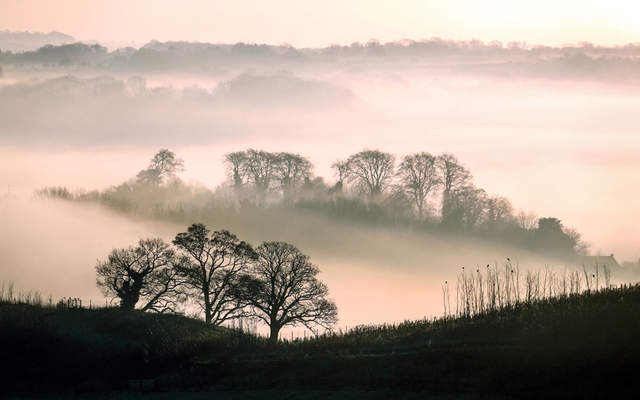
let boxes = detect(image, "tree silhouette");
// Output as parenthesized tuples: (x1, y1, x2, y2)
(485, 195, 514, 235)
(436, 153, 472, 221)
(224, 150, 314, 199)
(173, 224, 256, 324)
(533, 217, 578, 257)
(235, 241, 337, 345)
(95, 238, 184, 312)
(396, 152, 440, 220)
(343, 149, 395, 199)
(223, 151, 249, 191)
(273, 152, 313, 198)
(244, 149, 277, 196)
(330, 159, 350, 194)
(516, 209, 538, 230)
(137, 149, 184, 187)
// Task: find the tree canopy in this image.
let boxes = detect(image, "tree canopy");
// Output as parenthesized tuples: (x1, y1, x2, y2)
(343, 149, 396, 199)
(172, 223, 256, 325)
(223, 149, 313, 199)
(95, 238, 184, 312)
(94, 224, 339, 345)
(396, 152, 440, 220)
(234, 241, 338, 345)
(136, 149, 184, 187)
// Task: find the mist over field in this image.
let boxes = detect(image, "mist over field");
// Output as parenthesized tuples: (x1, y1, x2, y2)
(1, 196, 564, 329)
(2, 37, 640, 329)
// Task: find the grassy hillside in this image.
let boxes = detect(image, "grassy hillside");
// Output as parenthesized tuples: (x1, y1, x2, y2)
(0, 301, 252, 395)
(3, 283, 640, 398)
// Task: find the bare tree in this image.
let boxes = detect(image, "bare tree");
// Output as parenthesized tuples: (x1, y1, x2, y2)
(173, 224, 256, 325)
(137, 149, 184, 187)
(330, 159, 350, 194)
(436, 153, 473, 220)
(516, 209, 538, 230)
(235, 241, 338, 345)
(224, 149, 313, 199)
(273, 152, 313, 198)
(242, 149, 278, 196)
(453, 186, 488, 233)
(564, 227, 591, 257)
(485, 195, 514, 234)
(149, 149, 185, 179)
(396, 152, 440, 220)
(223, 151, 249, 191)
(343, 149, 395, 199)
(95, 238, 184, 312)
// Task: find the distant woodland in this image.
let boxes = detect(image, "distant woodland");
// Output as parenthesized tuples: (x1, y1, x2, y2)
(3, 37, 640, 82)
(37, 149, 589, 260)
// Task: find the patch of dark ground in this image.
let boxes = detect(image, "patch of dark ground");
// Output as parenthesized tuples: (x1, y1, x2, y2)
(4, 389, 475, 400)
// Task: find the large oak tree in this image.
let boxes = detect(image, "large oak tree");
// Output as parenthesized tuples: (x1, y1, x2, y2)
(95, 238, 184, 312)
(235, 241, 338, 345)
(173, 223, 256, 325)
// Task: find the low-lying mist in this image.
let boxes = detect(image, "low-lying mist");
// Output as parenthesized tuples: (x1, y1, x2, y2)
(1, 196, 566, 329)
(0, 198, 173, 300)
(1, 68, 638, 259)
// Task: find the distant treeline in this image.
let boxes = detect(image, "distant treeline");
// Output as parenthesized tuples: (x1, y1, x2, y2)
(3, 39, 640, 81)
(36, 149, 588, 259)
(0, 72, 349, 107)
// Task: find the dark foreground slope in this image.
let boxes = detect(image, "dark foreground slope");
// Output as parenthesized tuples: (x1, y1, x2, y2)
(3, 285, 640, 399)
(0, 304, 239, 395)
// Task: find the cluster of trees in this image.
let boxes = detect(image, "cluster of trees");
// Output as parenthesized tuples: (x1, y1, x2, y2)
(39, 149, 586, 258)
(225, 149, 507, 229)
(95, 224, 337, 344)
(222, 149, 585, 257)
(224, 149, 313, 199)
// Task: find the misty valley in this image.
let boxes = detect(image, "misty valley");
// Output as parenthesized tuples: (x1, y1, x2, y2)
(2, 36, 640, 398)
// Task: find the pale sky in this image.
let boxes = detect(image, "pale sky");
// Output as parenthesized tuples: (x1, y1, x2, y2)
(2, 0, 640, 47)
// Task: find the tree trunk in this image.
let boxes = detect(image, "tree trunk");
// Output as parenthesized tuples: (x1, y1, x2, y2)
(119, 279, 142, 310)
(442, 189, 451, 219)
(205, 304, 212, 324)
(120, 294, 138, 310)
(269, 323, 281, 346)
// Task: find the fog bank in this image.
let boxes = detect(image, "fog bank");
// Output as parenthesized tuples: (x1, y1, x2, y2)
(1, 197, 567, 328)
(1, 69, 638, 260)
